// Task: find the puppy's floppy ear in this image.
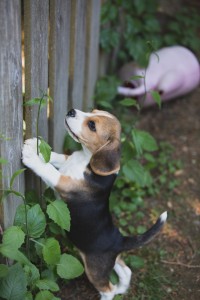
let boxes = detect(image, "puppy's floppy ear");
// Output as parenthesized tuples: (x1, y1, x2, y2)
(90, 138, 121, 176)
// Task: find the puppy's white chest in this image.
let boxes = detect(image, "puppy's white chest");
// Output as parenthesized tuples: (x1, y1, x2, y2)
(59, 150, 90, 180)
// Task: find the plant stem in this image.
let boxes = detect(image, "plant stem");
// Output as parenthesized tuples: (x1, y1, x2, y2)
(21, 194, 31, 259)
(30, 238, 45, 248)
(36, 92, 45, 155)
(139, 66, 148, 111)
(36, 92, 46, 208)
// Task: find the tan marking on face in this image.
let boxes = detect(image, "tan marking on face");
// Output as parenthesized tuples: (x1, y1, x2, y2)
(91, 109, 115, 119)
(79, 113, 121, 154)
(65, 109, 121, 175)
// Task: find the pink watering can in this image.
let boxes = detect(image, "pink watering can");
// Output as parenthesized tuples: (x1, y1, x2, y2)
(118, 46, 200, 107)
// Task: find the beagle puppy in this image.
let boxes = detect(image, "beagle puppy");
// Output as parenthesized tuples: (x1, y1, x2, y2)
(22, 109, 167, 300)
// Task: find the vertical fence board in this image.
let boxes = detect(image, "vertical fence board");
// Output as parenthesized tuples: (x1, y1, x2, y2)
(0, 0, 101, 228)
(24, 0, 49, 190)
(68, 0, 86, 109)
(24, 0, 49, 141)
(49, 0, 71, 153)
(0, 0, 24, 228)
(83, 0, 101, 110)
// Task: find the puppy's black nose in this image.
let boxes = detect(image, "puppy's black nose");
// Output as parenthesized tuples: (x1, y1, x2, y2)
(67, 109, 76, 117)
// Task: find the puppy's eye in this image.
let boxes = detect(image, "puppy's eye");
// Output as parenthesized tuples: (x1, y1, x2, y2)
(88, 120, 96, 132)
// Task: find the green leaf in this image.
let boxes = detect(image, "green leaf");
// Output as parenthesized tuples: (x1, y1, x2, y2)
(97, 100, 113, 109)
(131, 129, 143, 155)
(126, 255, 145, 269)
(122, 161, 134, 182)
(57, 254, 84, 279)
(39, 138, 52, 163)
(131, 162, 147, 187)
(25, 190, 39, 204)
(0, 158, 8, 164)
(33, 238, 45, 260)
(2, 226, 25, 249)
(41, 269, 57, 282)
(24, 98, 47, 108)
(0, 190, 13, 201)
(15, 204, 44, 239)
(119, 98, 140, 109)
(11, 190, 25, 198)
(44, 187, 56, 201)
(24, 264, 40, 286)
(42, 238, 61, 265)
(27, 204, 46, 238)
(144, 153, 155, 163)
(1, 189, 25, 202)
(49, 222, 65, 236)
(109, 270, 119, 285)
(130, 75, 144, 80)
(14, 204, 30, 233)
(150, 90, 162, 109)
(10, 168, 26, 188)
(0, 264, 9, 278)
(139, 131, 158, 152)
(35, 290, 60, 300)
(0, 263, 27, 300)
(47, 200, 71, 231)
(0, 245, 31, 266)
(25, 291, 33, 300)
(123, 160, 148, 187)
(134, 0, 146, 14)
(137, 225, 147, 234)
(94, 76, 119, 104)
(35, 279, 59, 292)
(132, 129, 158, 155)
(0, 134, 11, 141)
(112, 296, 123, 300)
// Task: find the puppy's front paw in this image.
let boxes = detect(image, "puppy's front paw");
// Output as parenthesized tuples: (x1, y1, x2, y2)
(22, 143, 43, 170)
(24, 138, 39, 153)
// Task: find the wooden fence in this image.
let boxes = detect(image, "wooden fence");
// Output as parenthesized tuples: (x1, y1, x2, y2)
(0, 0, 101, 228)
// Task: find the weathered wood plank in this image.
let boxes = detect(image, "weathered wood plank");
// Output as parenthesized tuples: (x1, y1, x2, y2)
(49, 0, 71, 153)
(68, 0, 87, 109)
(0, 0, 24, 228)
(83, 0, 101, 110)
(24, 0, 49, 141)
(24, 0, 49, 191)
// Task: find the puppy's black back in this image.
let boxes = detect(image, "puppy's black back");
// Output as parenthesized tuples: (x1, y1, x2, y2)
(66, 165, 166, 255)
(66, 167, 123, 253)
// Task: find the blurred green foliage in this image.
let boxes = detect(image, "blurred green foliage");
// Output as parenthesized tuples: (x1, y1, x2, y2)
(100, 0, 200, 67)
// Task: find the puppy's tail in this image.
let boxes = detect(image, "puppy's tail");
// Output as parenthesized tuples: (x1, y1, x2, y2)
(121, 211, 167, 252)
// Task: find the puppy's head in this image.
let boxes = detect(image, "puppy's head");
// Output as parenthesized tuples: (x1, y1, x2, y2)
(65, 109, 121, 176)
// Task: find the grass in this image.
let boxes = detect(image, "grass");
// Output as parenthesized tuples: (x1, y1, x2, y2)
(120, 247, 174, 300)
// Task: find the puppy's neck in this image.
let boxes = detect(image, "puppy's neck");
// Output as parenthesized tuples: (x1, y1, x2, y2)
(82, 144, 92, 161)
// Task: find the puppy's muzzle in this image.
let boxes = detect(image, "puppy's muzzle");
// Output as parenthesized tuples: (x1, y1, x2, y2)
(67, 108, 76, 118)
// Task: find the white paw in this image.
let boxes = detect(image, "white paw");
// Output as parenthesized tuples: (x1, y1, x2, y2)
(100, 286, 116, 300)
(24, 138, 39, 153)
(22, 143, 43, 170)
(24, 138, 46, 162)
(114, 264, 132, 295)
(123, 266, 132, 279)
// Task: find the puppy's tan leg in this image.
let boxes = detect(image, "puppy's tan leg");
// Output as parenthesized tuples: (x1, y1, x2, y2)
(80, 252, 117, 300)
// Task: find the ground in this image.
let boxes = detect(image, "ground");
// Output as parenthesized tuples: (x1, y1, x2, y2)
(59, 88, 200, 300)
